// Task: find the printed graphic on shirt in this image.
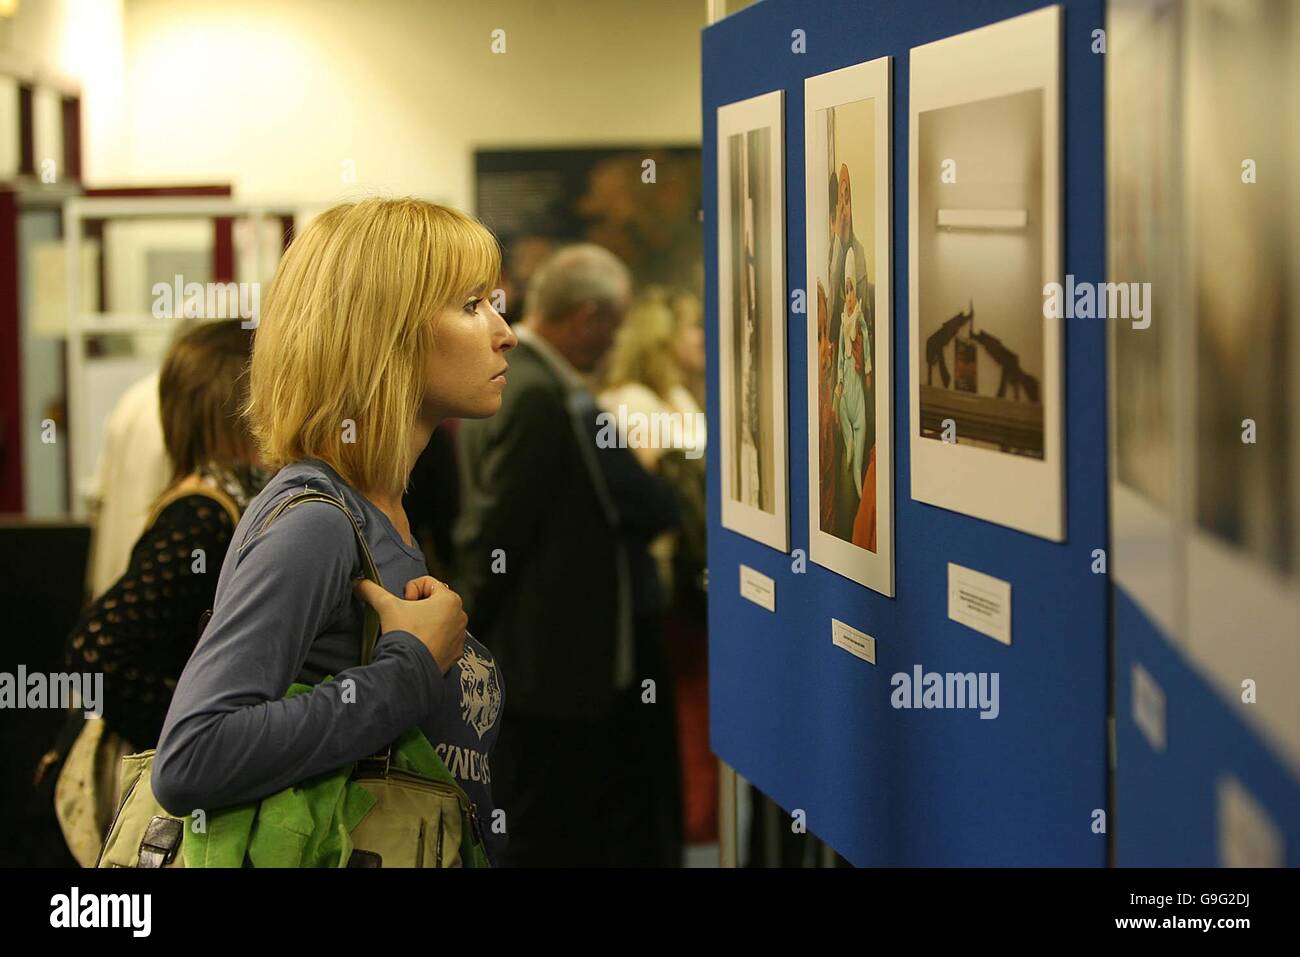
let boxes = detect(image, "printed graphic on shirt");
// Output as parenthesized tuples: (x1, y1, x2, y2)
(459, 645, 502, 740)
(436, 743, 492, 786)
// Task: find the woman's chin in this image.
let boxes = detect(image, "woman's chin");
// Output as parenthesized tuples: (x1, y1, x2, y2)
(459, 395, 503, 420)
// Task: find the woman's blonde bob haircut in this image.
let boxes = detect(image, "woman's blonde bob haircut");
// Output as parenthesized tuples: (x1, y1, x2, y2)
(604, 286, 691, 401)
(247, 198, 500, 493)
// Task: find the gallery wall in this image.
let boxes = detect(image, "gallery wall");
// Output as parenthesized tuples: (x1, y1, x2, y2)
(705, 0, 1300, 868)
(0, 0, 130, 182)
(704, 0, 1108, 867)
(4, 0, 706, 203)
(107, 0, 705, 208)
(1108, 0, 1300, 867)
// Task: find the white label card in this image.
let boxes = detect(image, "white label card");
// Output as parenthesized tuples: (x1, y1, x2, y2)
(1132, 662, 1167, 753)
(832, 619, 876, 664)
(739, 564, 776, 612)
(947, 562, 1012, 645)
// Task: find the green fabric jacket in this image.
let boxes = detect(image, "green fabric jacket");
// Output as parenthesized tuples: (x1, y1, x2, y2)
(182, 681, 486, 867)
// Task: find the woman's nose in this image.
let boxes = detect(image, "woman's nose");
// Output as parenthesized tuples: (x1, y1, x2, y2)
(497, 316, 518, 352)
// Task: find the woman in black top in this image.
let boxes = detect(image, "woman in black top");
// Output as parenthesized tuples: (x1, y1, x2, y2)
(65, 320, 266, 751)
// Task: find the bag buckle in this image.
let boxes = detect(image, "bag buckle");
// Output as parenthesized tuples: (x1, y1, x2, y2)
(355, 745, 393, 777)
(138, 816, 183, 868)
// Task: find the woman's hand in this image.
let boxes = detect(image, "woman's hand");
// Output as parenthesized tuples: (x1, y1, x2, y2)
(402, 575, 444, 601)
(353, 577, 467, 674)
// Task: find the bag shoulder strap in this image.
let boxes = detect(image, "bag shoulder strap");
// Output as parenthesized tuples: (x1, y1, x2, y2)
(258, 491, 487, 864)
(146, 482, 242, 531)
(256, 488, 383, 666)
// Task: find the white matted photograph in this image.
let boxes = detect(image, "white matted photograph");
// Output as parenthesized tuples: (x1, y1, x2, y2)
(804, 56, 894, 594)
(1180, 0, 1300, 770)
(908, 5, 1065, 541)
(1107, 0, 1185, 639)
(718, 90, 789, 552)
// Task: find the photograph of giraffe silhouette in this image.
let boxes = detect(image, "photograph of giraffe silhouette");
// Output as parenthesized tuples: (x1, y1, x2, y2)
(907, 7, 1064, 541)
(916, 88, 1046, 460)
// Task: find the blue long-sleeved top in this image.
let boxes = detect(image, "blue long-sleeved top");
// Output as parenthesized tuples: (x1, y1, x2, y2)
(152, 458, 505, 862)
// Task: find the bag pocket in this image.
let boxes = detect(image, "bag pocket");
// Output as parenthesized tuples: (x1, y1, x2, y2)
(351, 770, 465, 868)
(96, 751, 187, 868)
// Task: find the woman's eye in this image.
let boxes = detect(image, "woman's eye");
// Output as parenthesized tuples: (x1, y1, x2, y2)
(463, 297, 483, 315)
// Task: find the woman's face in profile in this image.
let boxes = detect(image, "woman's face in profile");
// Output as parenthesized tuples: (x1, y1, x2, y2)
(673, 311, 705, 376)
(424, 291, 517, 420)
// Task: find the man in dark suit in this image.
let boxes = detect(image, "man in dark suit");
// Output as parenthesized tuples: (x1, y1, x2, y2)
(454, 244, 681, 866)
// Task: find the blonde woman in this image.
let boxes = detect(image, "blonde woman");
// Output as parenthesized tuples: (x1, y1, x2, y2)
(152, 199, 515, 862)
(600, 287, 706, 469)
(599, 287, 715, 846)
(599, 288, 707, 593)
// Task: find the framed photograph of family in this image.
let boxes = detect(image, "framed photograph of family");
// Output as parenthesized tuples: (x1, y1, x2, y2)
(908, 6, 1066, 541)
(804, 56, 894, 595)
(717, 90, 789, 552)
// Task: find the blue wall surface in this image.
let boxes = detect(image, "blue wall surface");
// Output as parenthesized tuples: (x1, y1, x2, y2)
(703, 0, 1109, 866)
(1114, 590, 1300, 867)
(704, 0, 1300, 869)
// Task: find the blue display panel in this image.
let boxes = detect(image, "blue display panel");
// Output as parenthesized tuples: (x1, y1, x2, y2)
(703, 0, 1107, 866)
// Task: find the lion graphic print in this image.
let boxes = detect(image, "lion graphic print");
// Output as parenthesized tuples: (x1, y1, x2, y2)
(458, 643, 503, 740)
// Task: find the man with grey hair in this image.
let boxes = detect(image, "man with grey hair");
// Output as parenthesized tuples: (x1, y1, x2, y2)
(519, 243, 630, 373)
(454, 243, 682, 866)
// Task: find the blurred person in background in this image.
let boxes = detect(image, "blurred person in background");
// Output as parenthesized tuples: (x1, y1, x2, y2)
(38, 320, 266, 865)
(86, 316, 214, 600)
(600, 286, 713, 848)
(85, 371, 171, 600)
(455, 244, 681, 866)
(667, 288, 706, 409)
(403, 422, 461, 580)
(601, 286, 706, 462)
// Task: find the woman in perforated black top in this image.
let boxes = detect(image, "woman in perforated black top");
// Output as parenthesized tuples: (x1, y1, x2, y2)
(63, 321, 266, 751)
(66, 470, 260, 749)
